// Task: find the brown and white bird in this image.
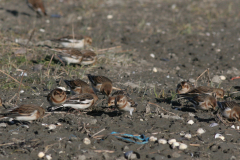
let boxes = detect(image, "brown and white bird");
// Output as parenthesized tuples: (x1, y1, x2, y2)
(179, 93, 217, 110)
(182, 86, 224, 99)
(47, 88, 67, 106)
(62, 93, 95, 110)
(108, 90, 129, 107)
(176, 81, 194, 94)
(217, 101, 240, 121)
(81, 50, 97, 65)
(114, 95, 137, 115)
(87, 74, 112, 97)
(27, 0, 47, 17)
(50, 35, 92, 49)
(64, 79, 98, 103)
(52, 48, 83, 65)
(0, 104, 45, 121)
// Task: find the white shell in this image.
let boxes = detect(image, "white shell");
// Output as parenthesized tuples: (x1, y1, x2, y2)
(38, 152, 45, 158)
(158, 139, 167, 144)
(150, 53, 155, 58)
(48, 124, 57, 130)
(184, 133, 192, 139)
(209, 123, 218, 127)
(83, 138, 91, 145)
(231, 125, 235, 129)
(46, 155, 52, 160)
(171, 142, 180, 149)
(196, 128, 206, 135)
(149, 136, 158, 142)
(215, 133, 225, 141)
(187, 120, 194, 125)
(153, 67, 157, 72)
(237, 126, 240, 130)
(107, 15, 113, 19)
(179, 143, 188, 150)
(219, 75, 226, 80)
(168, 139, 176, 145)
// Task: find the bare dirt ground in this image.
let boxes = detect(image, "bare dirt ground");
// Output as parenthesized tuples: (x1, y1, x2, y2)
(0, 0, 240, 159)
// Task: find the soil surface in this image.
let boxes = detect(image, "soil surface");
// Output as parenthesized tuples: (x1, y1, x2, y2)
(0, 0, 240, 159)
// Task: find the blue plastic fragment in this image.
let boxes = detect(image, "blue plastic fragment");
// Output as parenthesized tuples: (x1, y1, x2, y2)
(110, 131, 149, 144)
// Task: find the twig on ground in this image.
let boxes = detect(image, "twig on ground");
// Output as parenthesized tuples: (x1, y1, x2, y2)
(195, 68, 209, 87)
(91, 128, 106, 138)
(148, 102, 176, 115)
(47, 54, 54, 77)
(0, 69, 25, 86)
(112, 86, 122, 90)
(94, 150, 114, 153)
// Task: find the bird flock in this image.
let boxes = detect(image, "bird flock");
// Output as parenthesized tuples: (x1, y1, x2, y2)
(0, 0, 239, 126)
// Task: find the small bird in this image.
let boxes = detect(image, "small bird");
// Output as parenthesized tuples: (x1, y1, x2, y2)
(176, 81, 194, 94)
(183, 86, 224, 99)
(108, 90, 129, 107)
(87, 74, 112, 97)
(81, 50, 97, 65)
(52, 48, 83, 65)
(47, 88, 67, 106)
(114, 95, 137, 115)
(179, 93, 217, 110)
(217, 101, 240, 121)
(62, 93, 95, 110)
(50, 35, 92, 49)
(64, 79, 98, 103)
(0, 104, 45, 121)
(27, 0, 47, 17)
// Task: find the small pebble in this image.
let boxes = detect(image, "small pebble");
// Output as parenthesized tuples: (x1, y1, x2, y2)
(38, 152, 45, 158)
(107, 15, 113, 19)
(179, 131, 185, 136)
(150, 53, 155, 58)
(83, 138, 91, 145)
(46, 154, 52, 160)
(0, 123, 7, 128)
(179, 143, 188, 150)
(158, 139, 167, 144)
(149, 136, 157, 142)
(153, 67, 157, 72)
(39, 28, 45, 32)
(187, 120, 194, 125)
(48, 124, 56, 130)
(231, 125, 235, 129)
(197, 128, 206, 135)
(219, 75, 226, 80)
(184, 133, 192, 139)
(168, 139, 176, 145)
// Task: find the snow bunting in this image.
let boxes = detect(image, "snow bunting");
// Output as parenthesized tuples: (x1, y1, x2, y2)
(217, 101, 240, 121)
(62, 93, 95, 110)
(0, 104, 45, 121)
(64, 79, 98, 103)
(176, 81, 194, 94)
(184, 86, 224, 99)
(50, 35, 92, 49)
(81, 50, 97, 65)
(87, 74, 112, 96)
(47, 88, 67, 106)
(114, 95, 137, 115)
(27, 0, 47, 16)
(52, 48, 83, 65)
(179, 93, 217, 110)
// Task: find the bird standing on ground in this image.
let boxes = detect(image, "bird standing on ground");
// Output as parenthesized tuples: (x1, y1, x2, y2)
(217, 101, 240, 121)
(27, 0, 47, 17)
(87, 74, 112, 97)
(0, 104, 45, 121)
(47, 88, 67, 106)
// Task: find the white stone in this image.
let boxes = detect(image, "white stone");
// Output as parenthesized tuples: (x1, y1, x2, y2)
(149, 136, 157, 142)
(153, 67, 157, 72)
(171, 142, 180, 149)
(48, 124, 56, 130)
(38, 152, 45, 158)
(187, 120, 194, 125)
(179, 143, 188, 150)
(150, 53, 155, 58)
(219, 75, 226, 80)
(168, 139, 176, 145)
(107, 15, 113, 19)
(83, 138, 91, 145)
(158, 139, 167, 144)
(197, 128, 206, 135)
(184, 134, 192, 139)
(46, 155, 52, 160)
